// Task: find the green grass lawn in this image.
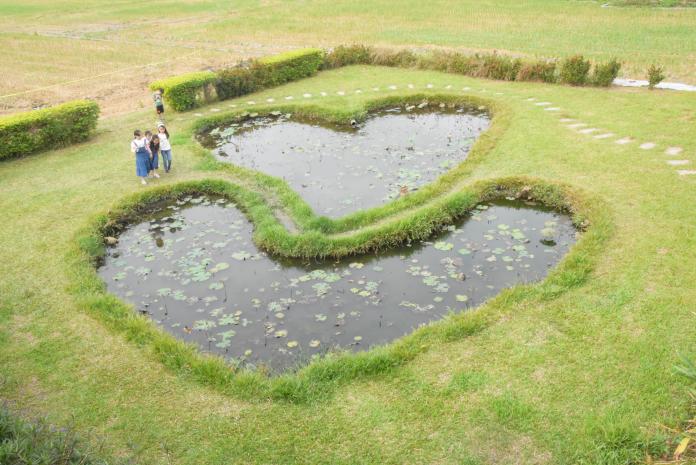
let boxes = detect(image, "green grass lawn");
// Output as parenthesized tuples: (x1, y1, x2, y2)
(1, 65, 695, 464)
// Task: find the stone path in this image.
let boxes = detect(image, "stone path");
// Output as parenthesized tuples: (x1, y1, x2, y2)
(191, 80, 692, 178)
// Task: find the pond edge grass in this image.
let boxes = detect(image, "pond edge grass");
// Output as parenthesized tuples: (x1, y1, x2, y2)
(68, 175, 612, 404)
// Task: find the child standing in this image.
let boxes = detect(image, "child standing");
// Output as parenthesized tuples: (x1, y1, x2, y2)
(157, 123, 173, 173)
(131, 130, 151, 185)
(153, 88, 165, 121)
(143, 130, 159, 178)
(149, 133, 161, 178)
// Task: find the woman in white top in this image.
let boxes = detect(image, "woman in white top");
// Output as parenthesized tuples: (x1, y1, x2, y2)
(131, 129, 151, 185)
(157, 123, 173, 173)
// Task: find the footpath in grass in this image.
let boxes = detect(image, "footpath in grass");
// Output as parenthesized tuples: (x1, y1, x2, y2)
(0, 66, 695, 464)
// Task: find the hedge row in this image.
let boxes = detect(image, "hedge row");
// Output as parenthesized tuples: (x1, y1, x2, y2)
(150, 46, 626, 112)
(324, 45, 622, 87)
(0, 100, 100, 161)
(151, 48, 324, 111)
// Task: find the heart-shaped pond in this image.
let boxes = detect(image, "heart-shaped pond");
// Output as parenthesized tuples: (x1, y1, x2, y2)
(199, 104, 490, 218)
(99, 195, 577, 371)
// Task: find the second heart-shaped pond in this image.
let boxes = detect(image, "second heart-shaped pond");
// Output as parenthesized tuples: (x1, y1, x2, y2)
(99, 195, 577, 371)
(199, 103, 490, 218)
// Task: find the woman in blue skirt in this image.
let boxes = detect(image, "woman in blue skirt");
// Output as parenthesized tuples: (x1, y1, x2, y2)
(131, 130, 151, 185)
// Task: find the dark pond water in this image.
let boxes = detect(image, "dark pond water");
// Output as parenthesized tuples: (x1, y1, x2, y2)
(200, 105, 490, 218)
(99, 196, 577, 371)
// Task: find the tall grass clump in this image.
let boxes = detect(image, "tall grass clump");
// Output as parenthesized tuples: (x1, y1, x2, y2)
(647, 64, 665, 89)
(591, 58, 622, 87)
(515, 60, 558, 83)
(560, 55, 592, 86)
(322, 44, 373, 69)
(0, 405, 112, 465)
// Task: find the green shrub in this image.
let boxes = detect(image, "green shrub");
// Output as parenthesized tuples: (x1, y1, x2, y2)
(560, 55, 592, 86)
(0, 405, 111, 465)
(322, 44, 374, 69)
(150, 70, 217, 112)
(476, 54, 522, 81)
(0, 100, 99, 161)
(255, 48, 325, 88)
(215, 66, 259, 100)
(370, 48, 419, 67)
(516, 60, 558, 83)
(592, 58, 622, 87)
(647, 64, 665, 89)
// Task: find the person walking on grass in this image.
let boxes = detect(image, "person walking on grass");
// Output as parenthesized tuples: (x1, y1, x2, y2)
(149, 133, 161, 178)
(153, 88, 165, 122)
(157, 123, 173, 173)
(143, 130, 159, 178)
(131, 130, 152, 185)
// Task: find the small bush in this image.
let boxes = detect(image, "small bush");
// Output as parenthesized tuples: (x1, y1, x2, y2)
(516, 60, 558, 83)
(477, 54, 522, 81)
(560, 55, 592, 86)
(323, 44, 374, 69)
(255, 48, 325, 87)
(647, 64, 665, 89)
(0, 100, 99, 161)
(592, 58, 622, 87)
(150, 71, 217, 112)
(215, 66, 258, 100)
(370, 48, 419, 67)
(0, 405, 111, 465)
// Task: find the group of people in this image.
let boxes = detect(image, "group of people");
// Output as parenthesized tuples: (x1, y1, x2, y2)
(130, 89, 172, 185)
(131, 123, 173, 185)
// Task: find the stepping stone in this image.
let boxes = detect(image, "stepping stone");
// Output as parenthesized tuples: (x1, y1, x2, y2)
(285, 96, 294, 100)
(666, 160, 690, 166)
(354, 89, 362, 94)
(266, 98, 275, 103)
(407, 84, 414, 89)
(677, 170, 696, 176)
(594, 133, 615, 140)
(535, 101, 552, 106)
(559, 118, 575, 123)
(615, 137, 633, 145)
(372, 87, 380, 91)
(320, 92, 327, 97)
(462, 87, 471, 91)
(388, 85, 397, 90)
(567, 123, 587, 129)
(545, 107, 560, 111)
(445, 85, 453, 89)
(639, 142, 656, 150)
(210, 108, 221, 112)
(247, 101, 256, 105)
(578, 128, 599, 134)
(495, 92, 503, 95)
(337, 91, 345, 96)
(228, 104, 237, 108)
(527, 97, 537, 101)
(426, 84, 434, 88)
(303, 93, 312, 98)
(194, 113, 203, 117)
(665, 146, 683, 156)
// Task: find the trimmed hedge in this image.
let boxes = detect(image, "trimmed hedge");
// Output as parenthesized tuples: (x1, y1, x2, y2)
(0, 100, 99, 161)
(149, 70, 217, 112)
(254, 48, 324, 88)
(153, 49, 324, 112)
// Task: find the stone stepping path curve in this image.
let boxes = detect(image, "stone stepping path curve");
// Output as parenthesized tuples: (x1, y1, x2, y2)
(197, 82, 691, 179)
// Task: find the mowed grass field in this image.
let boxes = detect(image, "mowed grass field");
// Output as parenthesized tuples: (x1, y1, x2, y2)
(1, 63, 695, 464)
(0, 0, 696, 115)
